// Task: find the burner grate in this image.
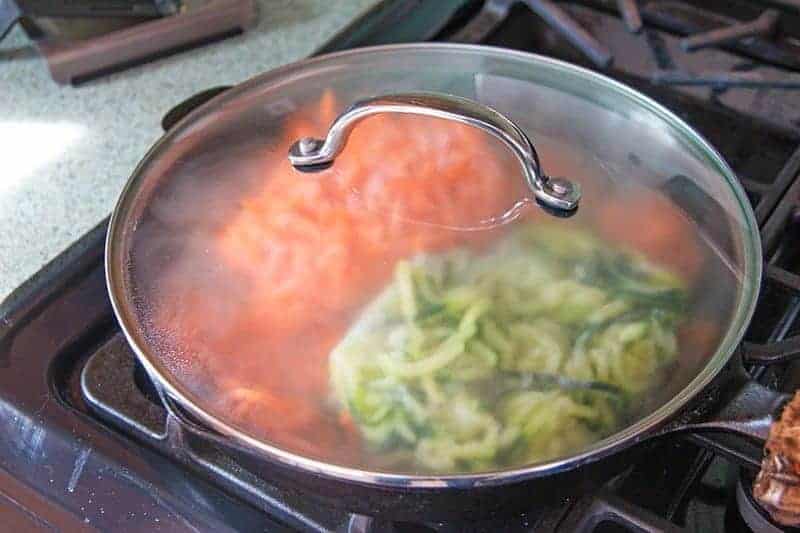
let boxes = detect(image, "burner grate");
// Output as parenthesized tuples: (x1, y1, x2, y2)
(80, 335, 350, 532)
(581, 0, 800, 72)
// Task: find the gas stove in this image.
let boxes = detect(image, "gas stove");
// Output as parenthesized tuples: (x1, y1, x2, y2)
(3, 1, 800, 531)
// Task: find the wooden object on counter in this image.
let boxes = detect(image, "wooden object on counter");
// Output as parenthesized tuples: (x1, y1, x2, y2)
(38, 0, 257, 84)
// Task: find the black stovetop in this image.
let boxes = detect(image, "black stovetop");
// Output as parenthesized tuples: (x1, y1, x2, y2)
(3, 1, 800, 531)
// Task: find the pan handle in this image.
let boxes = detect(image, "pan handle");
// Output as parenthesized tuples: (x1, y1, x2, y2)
(161, 86, 232, 132)
(287, 92, 581, 212)
(679, 375, 788, 442)
(660, 353, 790, 468)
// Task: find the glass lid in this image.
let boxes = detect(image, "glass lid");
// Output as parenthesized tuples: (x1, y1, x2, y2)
(109, 45, 759, 476)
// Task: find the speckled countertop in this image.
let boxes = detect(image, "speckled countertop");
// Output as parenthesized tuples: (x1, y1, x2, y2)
(0, 0, 381, 302)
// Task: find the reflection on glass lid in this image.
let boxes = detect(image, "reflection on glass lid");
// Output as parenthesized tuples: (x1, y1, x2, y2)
(118, 47, 753, 475)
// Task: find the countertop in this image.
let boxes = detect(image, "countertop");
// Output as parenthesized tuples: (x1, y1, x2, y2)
(0, 0, 382, 302)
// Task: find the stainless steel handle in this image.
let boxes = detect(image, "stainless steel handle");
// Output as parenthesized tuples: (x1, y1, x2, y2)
(288, 92, 580, 211)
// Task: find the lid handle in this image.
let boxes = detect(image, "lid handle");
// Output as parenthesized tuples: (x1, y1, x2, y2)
(288, 92, 580, 212)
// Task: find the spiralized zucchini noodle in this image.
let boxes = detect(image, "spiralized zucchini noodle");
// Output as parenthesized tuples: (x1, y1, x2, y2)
(330, 223, 687, 473)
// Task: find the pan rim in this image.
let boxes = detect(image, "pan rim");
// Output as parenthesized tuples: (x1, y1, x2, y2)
(105, 42, 763, 489)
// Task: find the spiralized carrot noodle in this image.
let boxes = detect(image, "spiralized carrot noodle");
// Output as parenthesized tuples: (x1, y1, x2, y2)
(145, 91, 525, 460)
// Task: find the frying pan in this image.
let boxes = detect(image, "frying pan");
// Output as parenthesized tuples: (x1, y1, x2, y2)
(105, 44, 788, 519)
